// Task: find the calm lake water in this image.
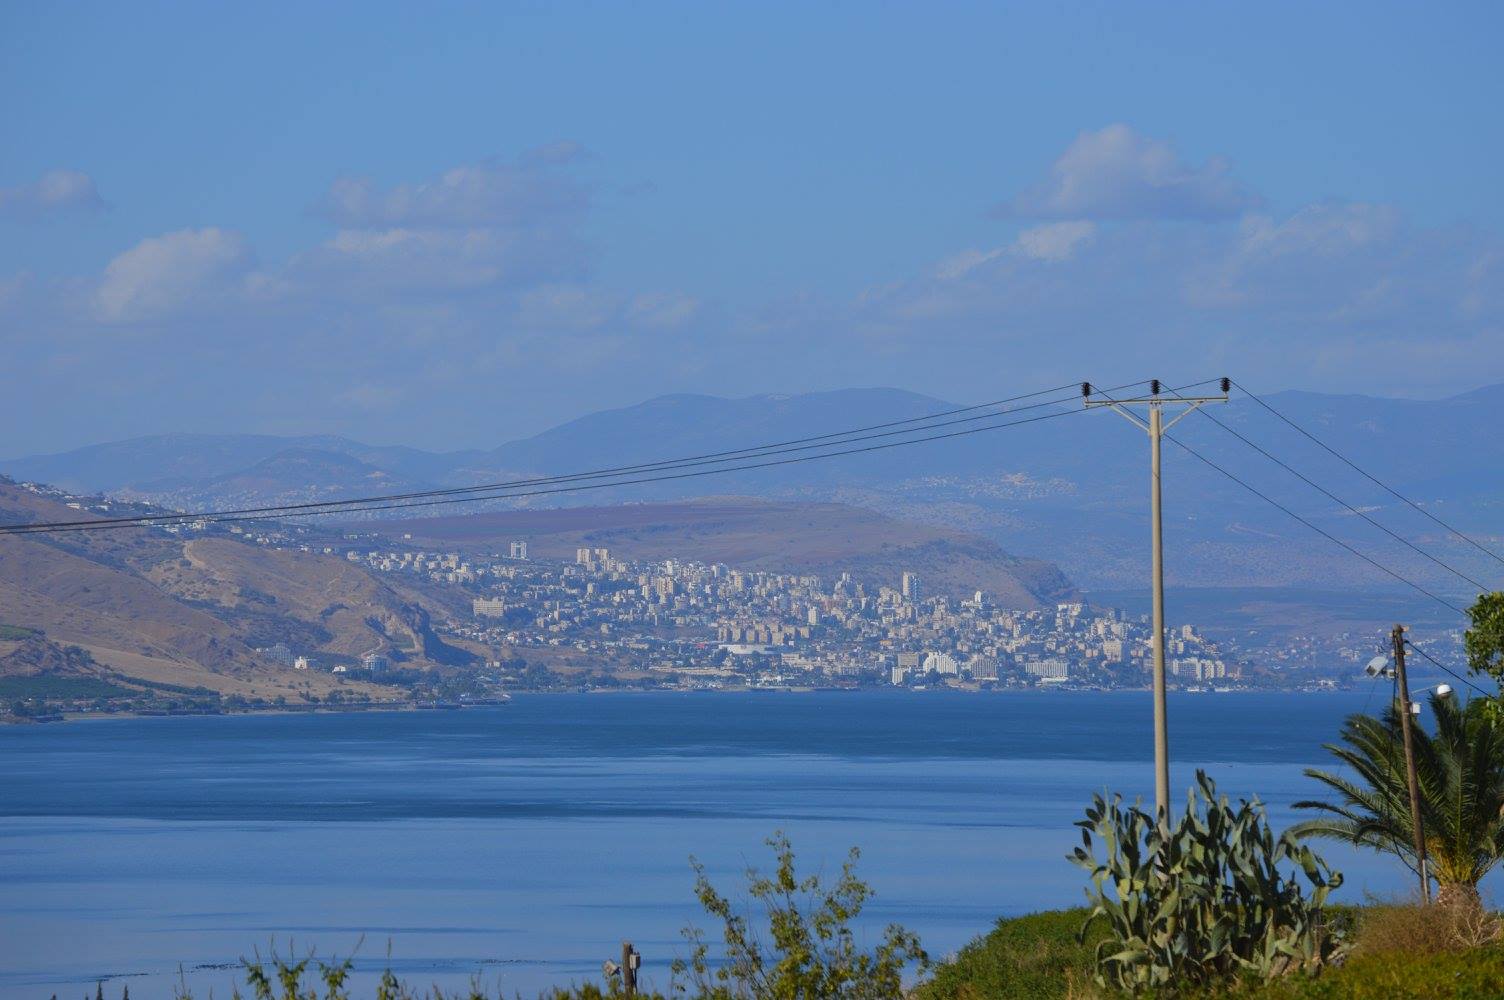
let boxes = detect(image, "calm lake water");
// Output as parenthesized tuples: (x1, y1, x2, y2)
(0, 690, 1480, 998)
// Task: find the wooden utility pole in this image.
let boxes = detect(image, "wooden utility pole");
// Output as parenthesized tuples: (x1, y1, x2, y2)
(1084, 378, 1229, 821)
(1392, 624, 1431, 904)
(621, 941, 639, 997)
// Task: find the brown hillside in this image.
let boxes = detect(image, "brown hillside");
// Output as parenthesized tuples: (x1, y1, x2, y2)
(148, 537, 453, 661)
(0, 482, 461, 697)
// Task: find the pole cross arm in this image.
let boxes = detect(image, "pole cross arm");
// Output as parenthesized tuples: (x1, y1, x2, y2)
(1083, 394, 1228, 435)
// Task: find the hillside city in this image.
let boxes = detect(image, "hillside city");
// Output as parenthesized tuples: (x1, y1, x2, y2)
(328, 534, 1375, 694)
(7, 477, 1466, 713)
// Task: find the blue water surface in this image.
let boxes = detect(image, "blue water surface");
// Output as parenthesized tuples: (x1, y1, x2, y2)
(0, 690, 1468, 998)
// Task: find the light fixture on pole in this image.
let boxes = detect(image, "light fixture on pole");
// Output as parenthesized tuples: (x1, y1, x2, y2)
(1411, 681, 1454, 700)
(1390, 624, 1431, 904)
(1083, 377, 1229, 822)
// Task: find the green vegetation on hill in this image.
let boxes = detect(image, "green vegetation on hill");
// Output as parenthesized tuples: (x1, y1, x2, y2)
(0, 674, 135, 701)
(918, 908, 1504, 1000)
(916, 908, 1104, 1000)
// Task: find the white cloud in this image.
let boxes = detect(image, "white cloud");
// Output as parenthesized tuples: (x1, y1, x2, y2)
(840, 197, 1503, 400)
(292, 147, 594, 299)
(95, 227, 254, 322)
(626, 291, 700, 329)
(515, 284, 614, 331)
(290, 223, 587, 297)
(932, 223, 1095, 281)
(299, 228, 513, 291)
(12, 140, 1498, 453)
(1238, 202, 1400, 259)
(1014, 221, 1097, 262)
(934, 248, 1006, 280)
(1007, 125, 1259, 221)
(0, 169, 105, 219)
(315, 146, 587, 229)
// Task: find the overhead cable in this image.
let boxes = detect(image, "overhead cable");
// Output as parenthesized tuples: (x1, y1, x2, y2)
(2, 381, 1125, 535)
(1232, 379, 1504, 570)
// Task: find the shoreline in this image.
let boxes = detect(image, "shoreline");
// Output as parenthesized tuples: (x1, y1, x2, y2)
(5, 683, 1360, 727)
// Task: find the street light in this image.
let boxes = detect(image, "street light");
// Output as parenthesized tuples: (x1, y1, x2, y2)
(1411, 681, 1454, 702)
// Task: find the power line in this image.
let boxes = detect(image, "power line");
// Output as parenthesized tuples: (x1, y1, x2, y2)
(1086, 384, 1465, 616)
(2, 380, 1142, 535)
(1185, 399, 1491, 593)
(1159, 432, 1467, 617)
(1360, 670, 1383, 718)
(1231, 379, 1504, 571)
(1105, 386, 1487, 697)
(4, 400, 1098, 535)
(1402, 640, 1492, 699)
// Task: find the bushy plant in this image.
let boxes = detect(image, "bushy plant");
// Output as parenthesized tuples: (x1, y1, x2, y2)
(1071, 771, 1345, 995)
(671, 832, 928, 999)
(912, 908, 1106, 1000)
(1235, 944, 1504, 999)
(1351, 899, 1501, 956)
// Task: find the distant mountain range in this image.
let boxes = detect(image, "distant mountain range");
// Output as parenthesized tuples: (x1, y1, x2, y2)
(6, 384, 1504, 593)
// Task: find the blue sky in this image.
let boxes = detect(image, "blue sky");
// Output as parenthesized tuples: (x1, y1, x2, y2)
(2, 2, 1501, 453)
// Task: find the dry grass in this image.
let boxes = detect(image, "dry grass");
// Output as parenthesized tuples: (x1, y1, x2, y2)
(1353, 897, 1502, 956)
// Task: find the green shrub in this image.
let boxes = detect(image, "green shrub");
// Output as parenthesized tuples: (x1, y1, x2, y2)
(918, 908, 1501, 1000)
(176, 835, 918, 1000)
(672, 832, 928, 1000)
(1071, 771, 1345, 995)
(1234, 945, 1504, 999)
(914, 908, 1104, 1000)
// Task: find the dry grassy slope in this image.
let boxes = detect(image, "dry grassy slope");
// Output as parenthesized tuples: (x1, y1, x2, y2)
(0, 483, 458, 694)
(372, 498, 1075, 608)
(0, 531, 258, 672)
(149, 537, 433, 659)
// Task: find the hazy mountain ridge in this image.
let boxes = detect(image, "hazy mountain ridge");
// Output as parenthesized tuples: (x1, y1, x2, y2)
(1, 388, 964, 494)
(131, 447, 437, 509)
(5, 383, 1503, 592)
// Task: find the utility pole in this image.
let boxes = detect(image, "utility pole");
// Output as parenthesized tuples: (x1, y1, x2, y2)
(605, 941, 641, 995)
(621, 941, 639, 997)
(1084, 378, 1229, 821)
(1391, 624, 1431, 904)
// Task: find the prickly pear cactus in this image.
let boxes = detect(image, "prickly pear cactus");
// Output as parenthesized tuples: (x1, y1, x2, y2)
(1070, 770, 1345, 994)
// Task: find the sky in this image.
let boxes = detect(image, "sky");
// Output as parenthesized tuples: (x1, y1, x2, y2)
(2, 1, 1501, 455)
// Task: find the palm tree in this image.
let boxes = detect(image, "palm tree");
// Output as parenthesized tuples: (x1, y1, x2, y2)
(1291, 690, 1504, 911)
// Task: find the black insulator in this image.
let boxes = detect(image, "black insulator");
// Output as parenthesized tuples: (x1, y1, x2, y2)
(1081, 382, 1092, 398)
(1221, 377, 1231, 394)
(1150, 379, 1161, 395)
